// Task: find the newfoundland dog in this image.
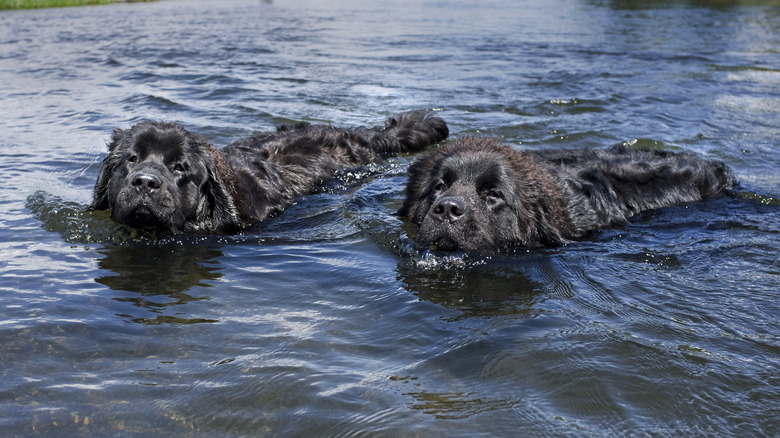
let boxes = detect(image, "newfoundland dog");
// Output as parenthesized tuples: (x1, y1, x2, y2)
(400, 136, 735, 252)
(91, 111, 448, 232)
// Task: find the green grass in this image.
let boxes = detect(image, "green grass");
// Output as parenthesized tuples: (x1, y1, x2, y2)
(0, 0, 150, 9)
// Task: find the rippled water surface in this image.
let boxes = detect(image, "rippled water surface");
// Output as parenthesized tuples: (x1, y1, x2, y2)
(1, 0, 779, 436)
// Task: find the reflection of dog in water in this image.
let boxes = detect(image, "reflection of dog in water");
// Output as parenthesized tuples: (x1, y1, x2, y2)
(96, 244, 223, 325)
(397, 261, 545, 317)
(90, 111, 448, 232)
(96, 244, 222, 295)
(400, 136, 736, 252)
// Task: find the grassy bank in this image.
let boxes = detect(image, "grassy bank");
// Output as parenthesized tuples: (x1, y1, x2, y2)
(0, 0, 151, 9)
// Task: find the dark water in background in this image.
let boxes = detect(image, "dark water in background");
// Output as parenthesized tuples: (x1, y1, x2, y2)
(1, 0, 779, 435)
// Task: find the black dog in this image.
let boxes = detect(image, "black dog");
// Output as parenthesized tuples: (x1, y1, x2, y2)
(91, 111, 448, 232)
(400, 136, 735, 252)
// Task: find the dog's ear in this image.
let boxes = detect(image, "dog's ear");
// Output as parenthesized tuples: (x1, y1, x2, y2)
(90, 130, 128, 211)
(107, 128, 126, 151)
(197, 145, 242, 232)
(399, 152, 440, 223)
(90, 153, 123, 211)
(203, 168, 241, 232)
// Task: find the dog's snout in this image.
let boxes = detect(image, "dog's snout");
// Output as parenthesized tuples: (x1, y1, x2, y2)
(131, 171, 162, 192)
(432, 196, 466, 222)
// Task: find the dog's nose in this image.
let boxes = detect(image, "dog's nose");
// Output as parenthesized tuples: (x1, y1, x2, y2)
(131, 171, 162, 192)
(432, 196, 466, 222)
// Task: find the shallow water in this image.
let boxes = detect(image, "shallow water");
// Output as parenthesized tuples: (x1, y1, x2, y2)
(1, 0, 779, 436)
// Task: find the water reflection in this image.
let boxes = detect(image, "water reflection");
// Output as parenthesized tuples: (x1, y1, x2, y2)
(397, 257, 551, 319)
(96, 244, 224, 325)
(404, 390, 519, 420)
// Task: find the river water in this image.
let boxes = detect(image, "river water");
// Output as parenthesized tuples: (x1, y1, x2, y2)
(1, 0, 778, 436)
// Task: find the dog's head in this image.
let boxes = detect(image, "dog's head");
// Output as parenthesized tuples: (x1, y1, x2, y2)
(90, 121, 239, 232)
(400, 137, 570, 252)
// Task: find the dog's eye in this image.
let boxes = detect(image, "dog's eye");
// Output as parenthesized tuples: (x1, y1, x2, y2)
(173, 163, 186, 173)
(128, 155, 138, 163)
(433, 182, 446, 192)
(486, 189, 503, 200)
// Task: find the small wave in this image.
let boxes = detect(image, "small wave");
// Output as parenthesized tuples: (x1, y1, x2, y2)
(120, 93, 184, 113)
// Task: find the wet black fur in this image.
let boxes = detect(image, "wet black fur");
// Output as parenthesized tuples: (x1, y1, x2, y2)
(399, 136, 736, 252)
(91, 111, 448, 232)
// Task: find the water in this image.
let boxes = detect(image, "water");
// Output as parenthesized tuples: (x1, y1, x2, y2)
(1, 0, 779, 435)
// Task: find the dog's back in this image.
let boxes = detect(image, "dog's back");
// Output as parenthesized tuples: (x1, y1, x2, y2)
(535, 146, 736, 235)
(365, 110, 449, 154)
(219, 111, 448, 225)
(226, 110, 447, 160)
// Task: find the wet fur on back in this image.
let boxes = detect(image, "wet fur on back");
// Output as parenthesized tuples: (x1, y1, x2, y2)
(91, 111, 448, 232)
(400, 136, 735, 252)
